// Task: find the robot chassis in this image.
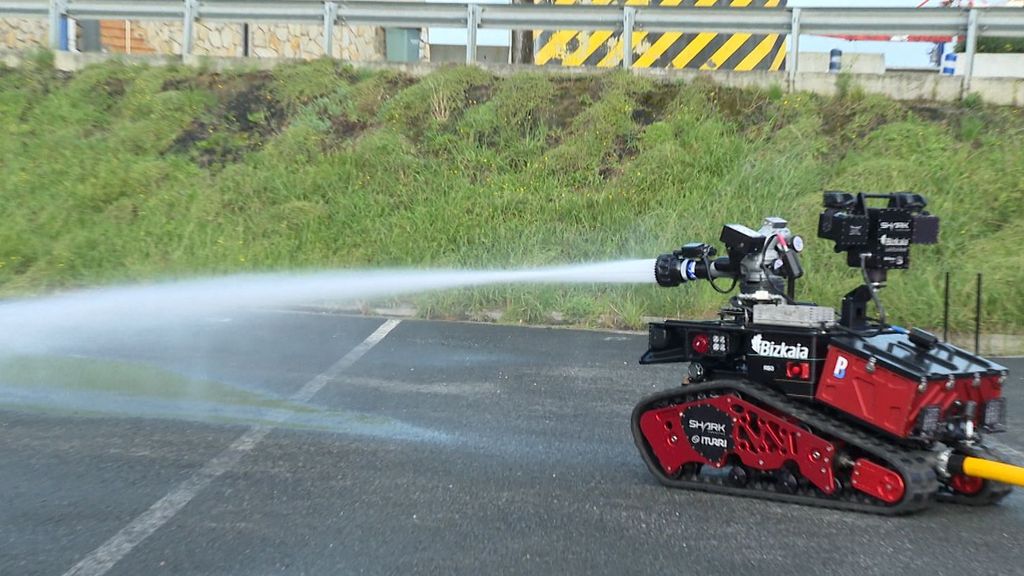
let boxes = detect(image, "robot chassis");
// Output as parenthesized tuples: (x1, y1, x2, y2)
(632, 192, 1024, 514)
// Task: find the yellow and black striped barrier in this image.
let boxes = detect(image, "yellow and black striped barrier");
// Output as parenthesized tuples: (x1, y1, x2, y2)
(535, 0, 787, 71)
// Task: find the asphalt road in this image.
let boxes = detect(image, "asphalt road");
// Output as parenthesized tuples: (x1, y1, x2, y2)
(2, 310, 1023, 576)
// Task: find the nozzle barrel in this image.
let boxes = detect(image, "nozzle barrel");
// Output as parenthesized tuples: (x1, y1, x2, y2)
(654, 254, 734, 287)
(948, 454, 1024, 488)
(654, 254, 691, 287)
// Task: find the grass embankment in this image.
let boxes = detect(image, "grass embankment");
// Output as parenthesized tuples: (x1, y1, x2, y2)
(1, 54, 1022, 332)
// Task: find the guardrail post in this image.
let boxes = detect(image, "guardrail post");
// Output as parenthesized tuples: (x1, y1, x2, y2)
(466, 3, 480, 64)
(48, 0, 68, 51)
(182, 0, 198, 57)
(963, 8, 979, 96)
(324, 2, 338, 58)
(622, 6, 636, 69)
(788, 7, 801, 88)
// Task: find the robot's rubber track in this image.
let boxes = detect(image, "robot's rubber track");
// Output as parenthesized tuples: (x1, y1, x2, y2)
(631, 379, 940, 515)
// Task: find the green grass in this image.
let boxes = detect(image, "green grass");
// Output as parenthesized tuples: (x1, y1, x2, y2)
(1, 57, 1022, 333)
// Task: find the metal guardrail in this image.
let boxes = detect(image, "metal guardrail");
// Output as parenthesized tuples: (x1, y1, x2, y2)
(0, 1, 47, 16)
(796, 8, 966, 37)
(2, 1, 1023, 88)
(68, 2, 184, 21)
(341, 2, 465, 28)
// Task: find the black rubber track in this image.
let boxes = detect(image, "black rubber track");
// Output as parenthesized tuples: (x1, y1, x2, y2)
(631, 379, 941, 515)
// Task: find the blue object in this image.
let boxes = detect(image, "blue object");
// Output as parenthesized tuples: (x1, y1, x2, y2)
(942, 52, 957, 76)
(828, 49, 842, 73)
(58, 15, 69, 51)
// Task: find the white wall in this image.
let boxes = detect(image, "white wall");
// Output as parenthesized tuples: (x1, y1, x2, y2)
(426, 0, 510, 52)
(954, 54, 1024, 79)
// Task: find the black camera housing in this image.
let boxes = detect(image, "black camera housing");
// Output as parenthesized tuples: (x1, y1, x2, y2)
(818, 192, 939, 271)
(677, 242, 717, 260)
(720, 224, 765, 261)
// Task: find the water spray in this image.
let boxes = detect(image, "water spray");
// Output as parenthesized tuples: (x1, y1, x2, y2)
(0, 259, 656, 355)
(0, 258, 657, 432)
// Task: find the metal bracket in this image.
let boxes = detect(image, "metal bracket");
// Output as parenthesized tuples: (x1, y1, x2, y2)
(182, 0, 199, 57)
(788, 7, 801, 87)
(622, 6, 636, 70)
(324, 1, 339, 58)
(963, 8, 979, 97)
(466, 3, 480, 64)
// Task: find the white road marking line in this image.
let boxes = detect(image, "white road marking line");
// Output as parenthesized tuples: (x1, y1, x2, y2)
(62, 319, 402, 576)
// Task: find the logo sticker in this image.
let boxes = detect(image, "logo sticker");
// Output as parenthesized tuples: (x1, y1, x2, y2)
(833, 355, 848, 379)
(749, 334, 809, 360)
(682, 404, 733, 462)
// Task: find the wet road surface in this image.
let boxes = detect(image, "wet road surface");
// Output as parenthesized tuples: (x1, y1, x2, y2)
(2, 311, 1022, 576)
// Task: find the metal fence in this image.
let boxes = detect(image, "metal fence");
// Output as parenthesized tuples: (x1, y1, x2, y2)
(2, 1, 1023, 87)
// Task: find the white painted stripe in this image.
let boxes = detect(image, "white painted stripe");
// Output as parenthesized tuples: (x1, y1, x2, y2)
(291, 319, 401, 403)
(62, 319, 402, 576)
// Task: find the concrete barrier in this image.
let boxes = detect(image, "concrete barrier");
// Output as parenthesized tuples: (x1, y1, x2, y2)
(6, 50, 1024, 107)
(969, 77, 1024, 106)
(798, 52, 886, 75)
(429, 45, 508, 64)
(955, 53, 1024, 79)
(50, 50, 305, 72)
(794, 72, 963, 102)
(641, 67, 783, 91)
(0, 49, 25, 67)
(53, 51, 178, 71)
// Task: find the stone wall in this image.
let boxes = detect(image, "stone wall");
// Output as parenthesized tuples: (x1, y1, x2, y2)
(420, 29, 431, 62)
(133, 21, 384, 61)
(133, 21, 185, 56)
(336, 24, 385, 62)
(0, 18, 48, 51)
(0, 18, 384, 62)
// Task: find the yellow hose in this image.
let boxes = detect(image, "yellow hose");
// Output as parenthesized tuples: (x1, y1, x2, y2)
(960, 456, 1024, 487)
